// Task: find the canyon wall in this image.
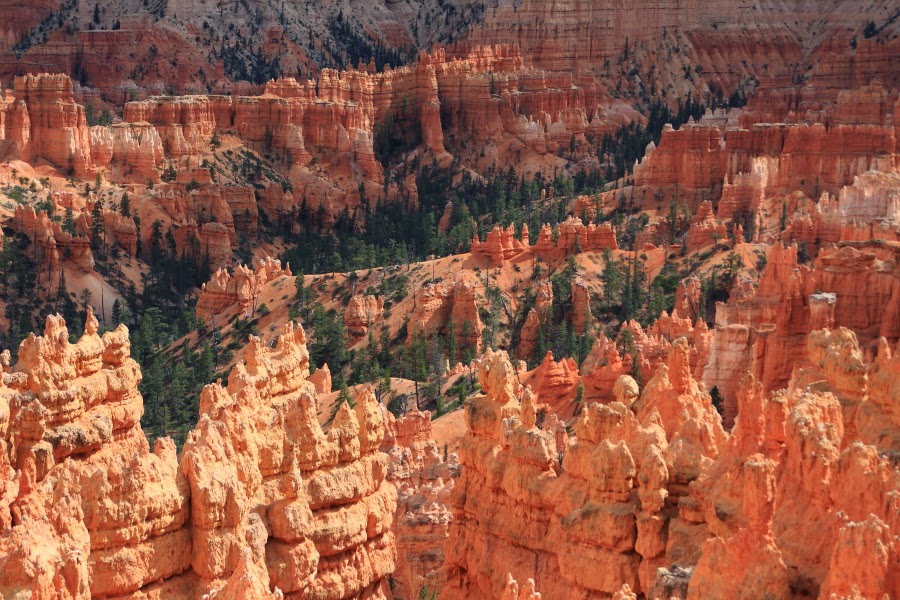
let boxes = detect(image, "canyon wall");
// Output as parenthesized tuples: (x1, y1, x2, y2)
(632, 109, 898, 221)
(0, 0, 480, 95)
(5, 22, 896, 251)
(1, 55, 639, 230)
(704, 240, 900, 426)
(3, 0, 897, 109)
(458, 0, 900, 103)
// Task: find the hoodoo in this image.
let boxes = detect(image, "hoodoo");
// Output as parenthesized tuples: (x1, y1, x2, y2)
(0, 0, 898, 598)
(0, 315, 396, 598)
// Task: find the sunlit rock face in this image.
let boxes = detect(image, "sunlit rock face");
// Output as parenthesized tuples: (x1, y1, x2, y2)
(0, 315, 397, 599)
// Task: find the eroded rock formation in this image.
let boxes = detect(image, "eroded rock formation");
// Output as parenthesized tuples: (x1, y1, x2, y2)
(407, 278, 482, 355)
(11, 73, 94, 177)
(196, 257, 292, 322)
(443, 343, 726, 598)
(0, 313, 396, 599)
(704, 241, 900, 425)
(444, 330, 899, 599)
(182, 327, 396, 598)
(628, 87, 899, 247)
(345, 295, 385, 343)
(688, 357, 900, 600)
(384, 409, 459, 599)
(12, 204, 95, 288)
(518, 280, 553, 362)
(474, 216, 618, 266)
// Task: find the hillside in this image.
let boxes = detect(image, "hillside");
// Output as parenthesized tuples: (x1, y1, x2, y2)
(0, 1, 898, 599)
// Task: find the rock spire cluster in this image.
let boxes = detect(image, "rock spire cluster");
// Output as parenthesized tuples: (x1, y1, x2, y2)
(0, 312, 396, 599)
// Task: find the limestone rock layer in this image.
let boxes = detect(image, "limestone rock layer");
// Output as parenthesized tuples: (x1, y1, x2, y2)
(0, 314, 396, 599)
(442, 337, 900, 600)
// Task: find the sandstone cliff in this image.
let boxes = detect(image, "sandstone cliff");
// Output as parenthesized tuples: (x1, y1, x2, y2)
(0, 313, 397, 599)
(196, 257, 292, 322)
(384, 409, 459, 599)
(444, 332, 899, 599)
(407, 277, 482, 357)
(443, 342, 726, 598)
(704, 241, 900, 426)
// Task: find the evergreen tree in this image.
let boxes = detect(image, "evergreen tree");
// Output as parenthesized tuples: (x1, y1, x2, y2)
(572, 381, 586, 416)
(294, 271, 315, 315)
(111, 298, 124, 324)
(149, 220, 165, 263)
(56, 269, 69, 306)
(90, 199, 104, 252)
(534, 323, 549, 367)
(135, 307, 166, 362)
(329, 382, 355, 423)
(601, 249, 624, 309)
(307, 303, 349, 372)
(133, 215, 142, 256)
(141, 357, 166, 438)
(446, 319, 457, 364)
(56, 270, 79, 328)
(126, 283, 139, 325)
(63, 207, 76, 235)
(168, 361, 192, 435)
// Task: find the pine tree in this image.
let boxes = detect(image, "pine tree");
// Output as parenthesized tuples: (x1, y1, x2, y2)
(63, 207, 76, 235)
(601, 249, 624, 309)
(140, 357, 166, 439)
(459, 320, 473, 358)
(622, 258, 636, 320)
(56, 270, 79, 327)
(126, 283, 139, 325)
(572, 381, 586, 416)
(119, 192, 130, 216)
(111, 298, 124, 324)
(329, 382, 355, 423)
(56, 269, 68, 306)
(446, 319, 457, 364)
(169, 361, 192, 438)
(149, 220, 164, 263)
(294, 271, 311, 315)
(534, 323, 548, 367)
(90, 199, 104, 251)
(133, 215, 142, 256)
